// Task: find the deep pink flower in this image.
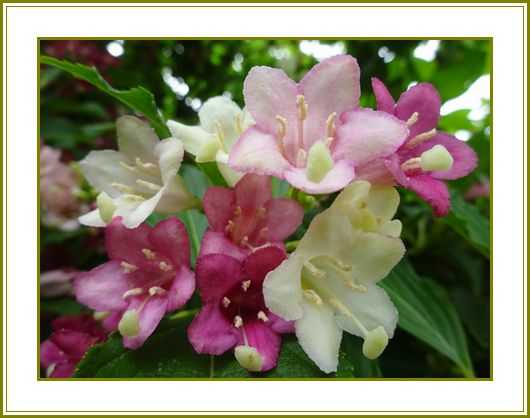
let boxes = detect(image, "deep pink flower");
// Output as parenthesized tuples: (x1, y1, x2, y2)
(200, 173, 304, 261)
(466, 178, 490, 200)
(40, 315, 107, 378)
(357, 78, 478, 216)
(73, 216, 195, 349)
(229, 55, 408, 194)
(188, 247, 294, 372)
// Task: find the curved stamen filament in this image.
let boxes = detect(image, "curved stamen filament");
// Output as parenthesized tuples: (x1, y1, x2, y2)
(328, 298, 369, 337)
(405, 128, 437, 149)
(112, 183, 135, 194)
(406, 112, 419, 127)
(296, 95, 308, 152)
(135, 158, 158, 174)
(136, 179, 162, 192)
(401, 157, 421, 172)
(326, 112, 337, 138)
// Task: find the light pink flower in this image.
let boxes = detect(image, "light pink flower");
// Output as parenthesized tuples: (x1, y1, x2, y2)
(358, 79, 478, 216)
(200, 174, 304, 262)
(40, 269, 79, 298)
(188, 247, 294, 372)
(229, 55, 409, 194)
(73, 217, 195, 349)
(40, 315, 107, 378)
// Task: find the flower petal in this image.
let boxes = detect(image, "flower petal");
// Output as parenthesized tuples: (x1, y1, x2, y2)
(199, 96, 243, 150)
(155, 175, 198, 214)
(40, 340, 65, 369)
(216, 159, 244, 187)
(395, 82, 441, 138)
(229, 127, 291, 177)
(268, 312, 295, 334)
(78, 209, 106, 227)
(116, 116, 158, 163)
(122, 295, 168, 349)
(334, 109, 409, 166)
(149, 217, 190, 267)
(299, 55, 360, 149)
(154, 137, 184, 185)
(407, 175, 451, 216)
(73, 261, 129, 312)
(167, 266, 196, 311)
(105, 217, 151, 266)
(203, 186, 236, 232)
(188, 304, 239, 355)
(196, 253, 243, 302)
(114, 189, 165, 229)
(284, 160, 356, 195)
(243, 245, 286, 285)
(295, 300, 342, 373)
(260, 198, 304, 243)
(234, 174, 272, 212)
(167, 120, 218, 160)
(371, 77, 396, 113)
(198, 230, 248, 261)
(242, 319, 282, 372)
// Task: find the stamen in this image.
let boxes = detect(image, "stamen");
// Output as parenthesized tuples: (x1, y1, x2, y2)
(275, 115, 288, 140)
(400, 157, 421, 172)
(159, 261, 171, 272)
(235, 113, 243, 135)
(142, 248, 156, 260)
(121, 261, 138, 274)
(225, 220, 235, 233)
(241, 280, 251, 292)
(326, 258, 351, 271)
(296, 149, 307, 167)
(222, 297, 231, 308)
(215, 121, 225, 144)
(122, 194, 145, 202)
(119, 161, 138, 173)
(325, 136, 334, 148)
(304, 261, 326, 279)
(46, 364, 56, 377)
(241, 236, 249, 247)
(135, 157, 158, 172)
(111, 183, 135, 194)
(406, 112, 419, 127)
(123, 287, 143, 299)
(303, 289, 323, 305)
(326, 112, 337, 138)
(405, 128, 437, 148)
(328, 298, 369, 336)
(233, 206, 242, 217)
(257, 311, 269, 322)
(296, 95, 308, 120)
(149, 286, 167, 296)
(93, 311, 110, 321)
(233, 315, 243, 328)
(136, 179, 162, 192)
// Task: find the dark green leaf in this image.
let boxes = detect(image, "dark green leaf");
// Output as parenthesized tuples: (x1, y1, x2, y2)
(451, 288, 490, 349)
(337, 333, 382, 378)
(198, 162, 228, 187)
(177, 209, 207, 266)
(380, 259, 474, 377)
(180, 164, 211, 199)
(41, 297, 85, 316)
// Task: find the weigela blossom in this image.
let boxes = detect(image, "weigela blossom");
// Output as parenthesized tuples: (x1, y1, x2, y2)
(74, 217, 195, 349)
(200, 173, 304, 261)
(357, 79, 478, 216)
(263, 181, 405, 373)
(40, 315, 107, 377)
(188, 247, 294, 372)
(78, 116, 197, 229)
(229, 55, 409, 194)
(40, 268, 79, 298)
(167, 96, 254, 186)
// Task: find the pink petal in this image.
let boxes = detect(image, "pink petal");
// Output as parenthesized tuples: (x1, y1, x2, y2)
(149, 217, 190, 268)
(73, 261, 129, 312)
(40, 340, 65, 369)
(50, 330, 97, 359)
(49, 362, 76, 378)
(284, 160, 355, 194)
(122, 295, 169, 349)
(102, 311, 122, 332)
(241, 320, 281, 372)
(412, 132, 478, 180)
(188, 303, 239, 355)
(105, 217, 152, 268)
(395, 82, 441, 138)
(203, 187, 235, 232)
(371, 77, 396, 113)
(234, 174, 272, 212)
(243, 246, 286, 285)
(166, 266, 196, 311)
(260, 198, 304, 242)
(408, 174, 451, 216)
(334, 109, 409, 166)
(199, 230, 249, 261)
(196, 254, 243, 302)
(299, 55, 360, 150)
(268, 312, 295, 334)
(228, 127, 291, 178)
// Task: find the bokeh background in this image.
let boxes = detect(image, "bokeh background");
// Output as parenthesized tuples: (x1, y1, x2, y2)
(39, 39, 491, 378)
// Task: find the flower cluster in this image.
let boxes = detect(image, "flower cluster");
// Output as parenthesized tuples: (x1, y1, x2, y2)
(48, 54, 477, 376)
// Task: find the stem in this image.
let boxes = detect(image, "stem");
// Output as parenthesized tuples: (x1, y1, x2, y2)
(168, 308, 198, 321)
(285, 240, 300, 252)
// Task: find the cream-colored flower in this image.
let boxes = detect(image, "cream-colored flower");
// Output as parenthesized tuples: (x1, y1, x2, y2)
(167, 96, 254, 186)
(263, 181, 405, 373)
(78, 116, 197, 229)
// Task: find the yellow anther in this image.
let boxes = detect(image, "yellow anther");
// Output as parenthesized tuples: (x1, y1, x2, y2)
(406, 112, 419, 127)
(159, 261, 171, 272)
(149, 286, 167, 296)
(122, 288, 143, 299)
(135, 157, 157, 171)
(222, 297, 231, 308)
(233, 315, 243, 328)
(225, 220, 235, 233)
(326, 112, 337, 138)
(120, 261, 138, 274)
(276, 115, 288, 140)
(257, 311, 269, 322)
(296, 95, 308, 120)
(241, 280, 251, 292)
(405, 128, 437, 148)
(303, 289, 323, 305)
(304, 261, 326, 279)
(142, 248, 156, 260)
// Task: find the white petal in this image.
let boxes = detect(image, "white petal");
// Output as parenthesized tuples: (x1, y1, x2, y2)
(155, 175, 198, 213)
(78, 209, 106, 227)
(116, 189, 164, 229)
(295, 300, 342, 373)
(199, 96, 242, 150)
(216, 160, 244, 187)
(154, 137, 184, 184)
(167, 120, 219, 160)
(379, 220, 402, 238)
(116, 116, 158, 163)
(263, 255, 304, 321)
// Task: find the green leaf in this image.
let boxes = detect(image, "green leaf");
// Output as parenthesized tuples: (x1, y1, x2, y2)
(40, 56, 170, 138)
(177, 209, 207, 266)
(451, 288, 490, 349)
(198, 162, 228, 187)
(180, 164, 211, 199)
(337, 333, 382, 378)
(41, 297, 85, 316)
(443, 192, 490, 258)
(380, 259, 474, 377)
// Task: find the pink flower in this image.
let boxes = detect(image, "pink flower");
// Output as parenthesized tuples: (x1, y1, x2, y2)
(229, 55, 409, 194)
(358, 78, 478, 216)
(40, 315, 107, 378)
(465, 178, 490, 200)
(40, 268, 79, 298)
(73, 216, 195, 349)
(200, 173, 304, 261)
(188, 247, 294, 372)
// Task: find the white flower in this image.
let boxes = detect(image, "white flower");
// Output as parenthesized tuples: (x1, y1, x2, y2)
(263, 181, 405, 373)
(167, 96, 254, 186)
(78, 116, 197, 229)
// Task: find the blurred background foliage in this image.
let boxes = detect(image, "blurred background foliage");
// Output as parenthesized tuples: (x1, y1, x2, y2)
(40, 39, 491, 378)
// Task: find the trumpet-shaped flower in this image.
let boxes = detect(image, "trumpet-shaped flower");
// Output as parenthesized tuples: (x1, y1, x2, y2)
(167, 96, 254, 186)
(357, 79, 478, 216)
(263, 181, 405, 373)
(79, 116, 197, 229)
(40, 315, 107, 377)
(229, 55, 409, 194)
(200, 173, 304, 261)
(188, 246, 294, 372)
(74, 217, 195, 349)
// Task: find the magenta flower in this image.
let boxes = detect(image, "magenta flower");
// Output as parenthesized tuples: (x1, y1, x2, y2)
(40, 315, 107, 378)
(229, 55, 409, 194)
(358, 78, 478, 216)
(200, 173, 304, 261)
(188, 247, 294, 372)
(73, 216, 195, 349)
